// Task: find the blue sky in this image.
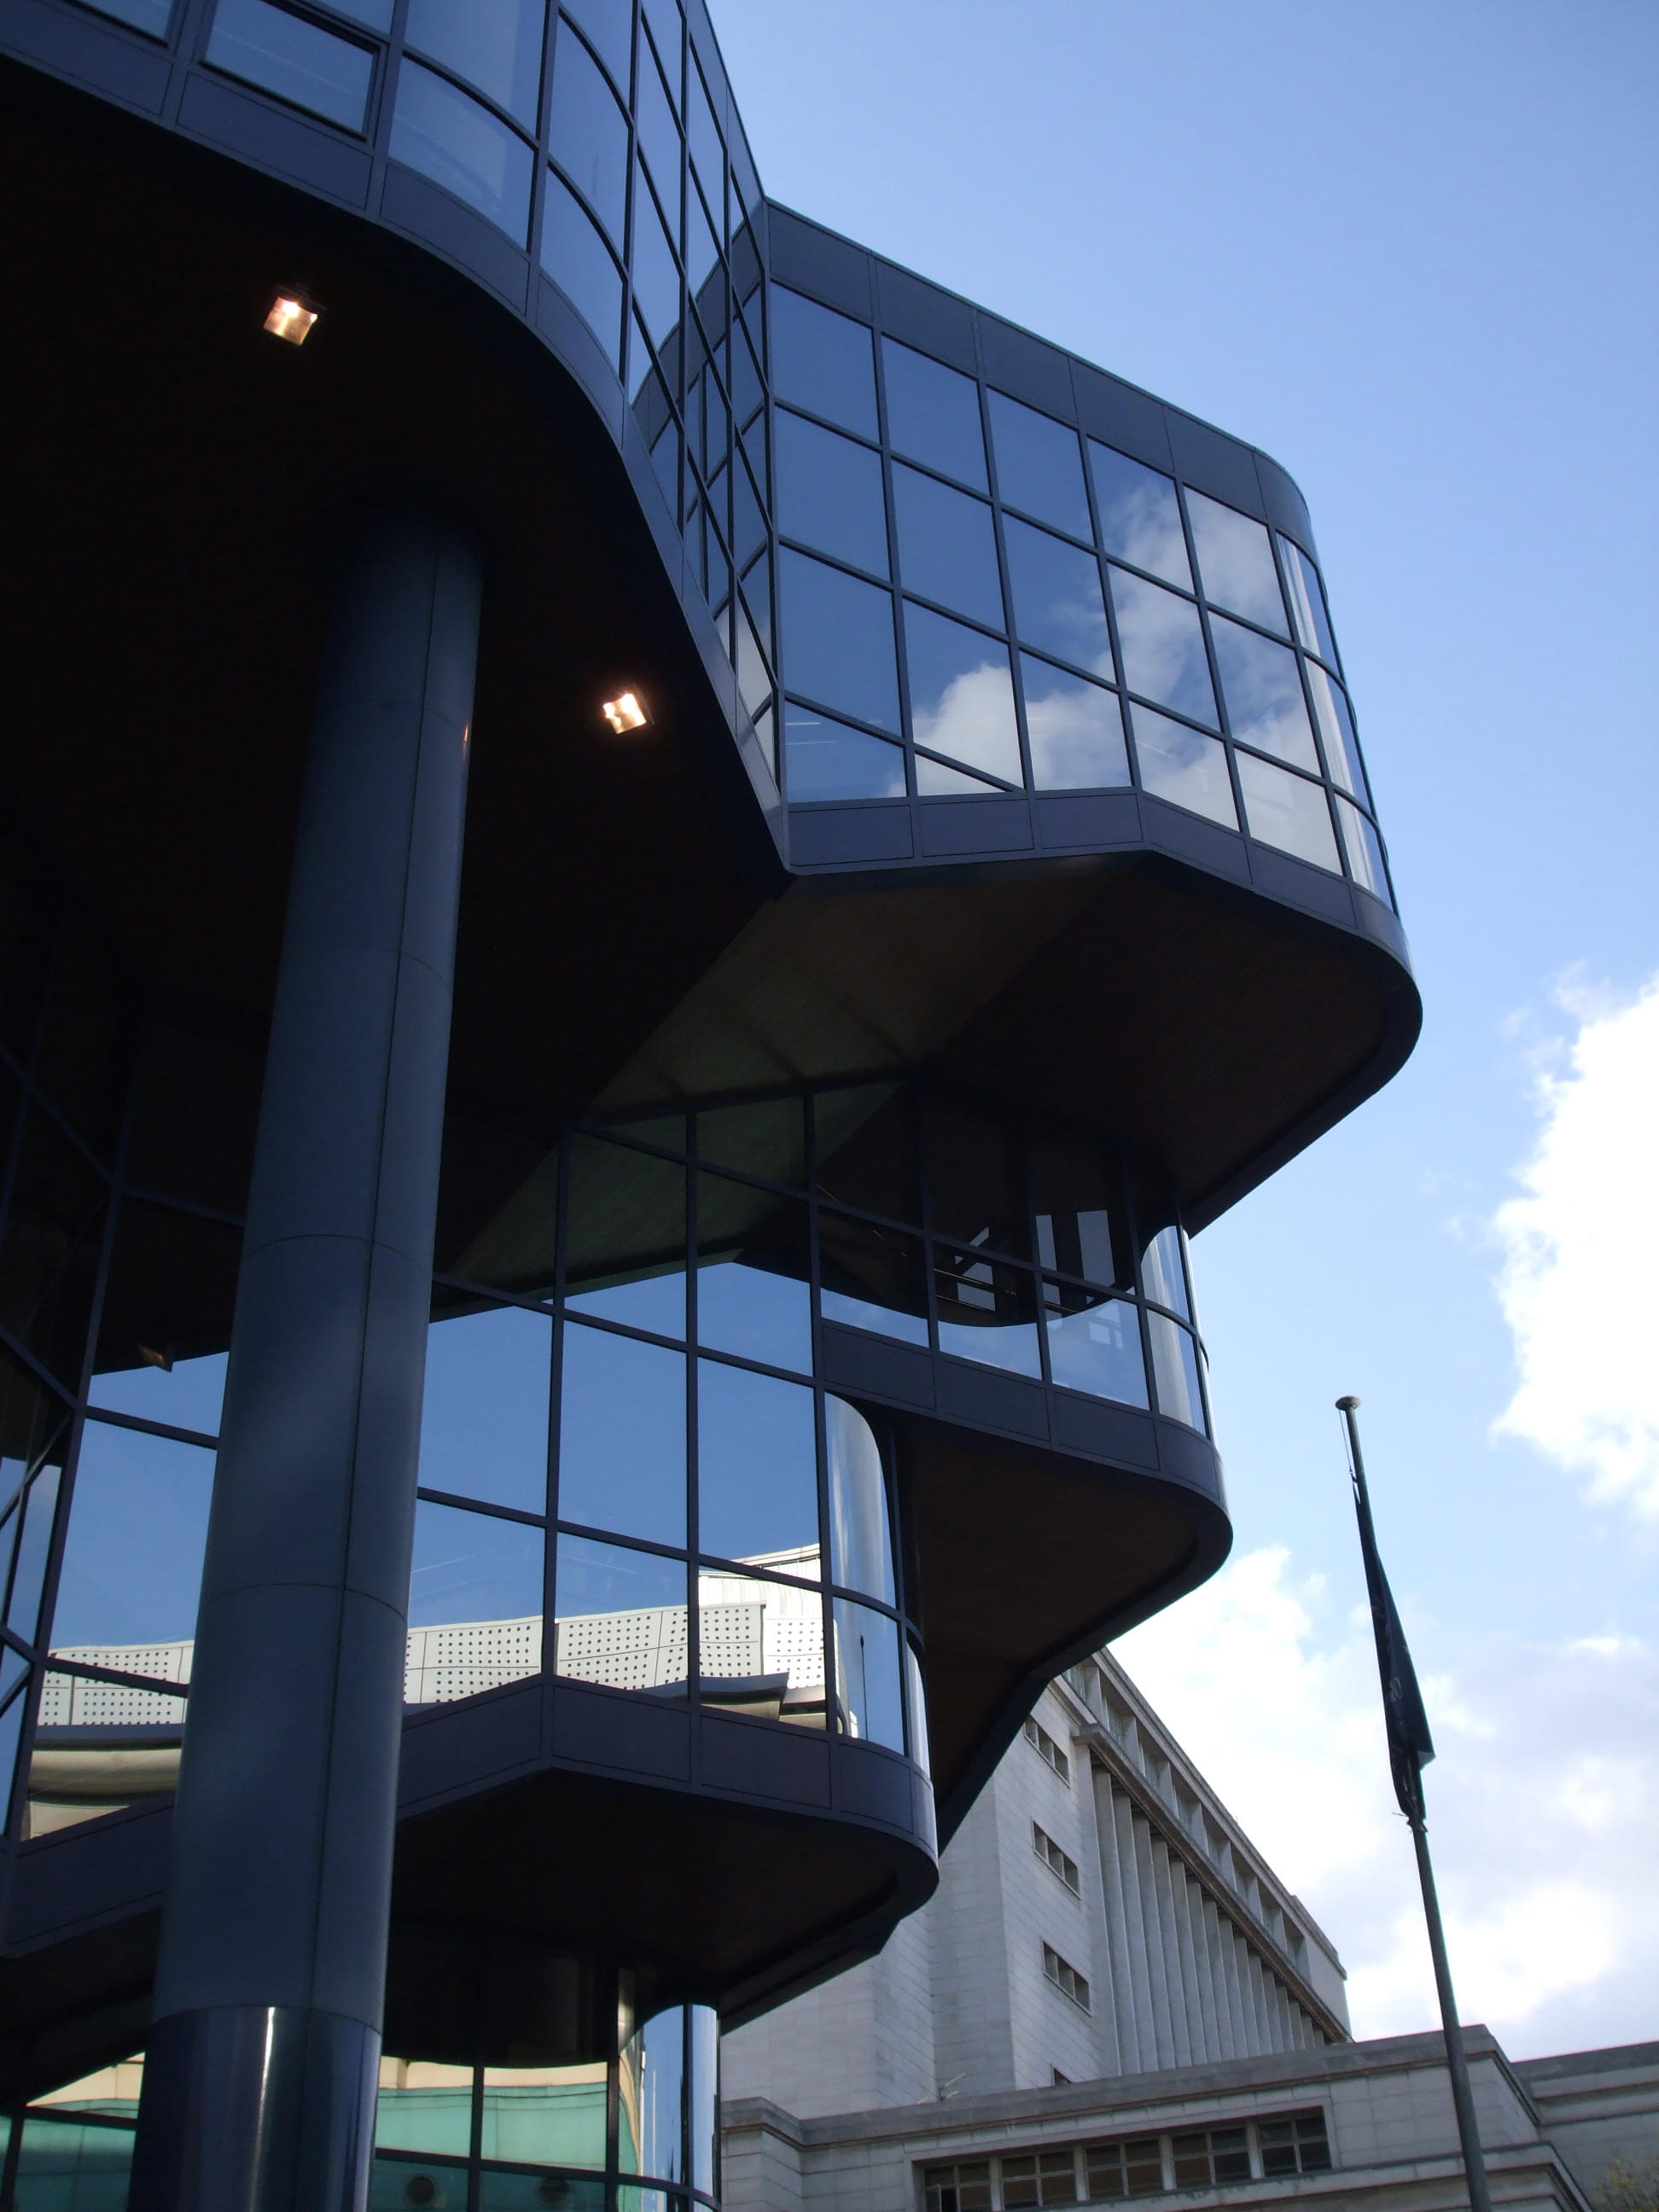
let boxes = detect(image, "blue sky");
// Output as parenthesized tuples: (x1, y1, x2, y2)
(708, 0, 1659, 2055)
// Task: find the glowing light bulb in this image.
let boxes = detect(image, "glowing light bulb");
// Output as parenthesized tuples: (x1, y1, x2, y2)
(264, 295, 318, 345)
(602, 691, 649, 733)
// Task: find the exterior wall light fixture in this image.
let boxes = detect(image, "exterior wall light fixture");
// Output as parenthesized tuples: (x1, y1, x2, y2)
(264, 294, 319, 345)
(602, 691, 648, 733)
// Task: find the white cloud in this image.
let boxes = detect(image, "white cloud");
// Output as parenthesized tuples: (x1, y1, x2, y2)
(1115, 1549, 1659, 2056)
(1492, 974, 1659, 1516)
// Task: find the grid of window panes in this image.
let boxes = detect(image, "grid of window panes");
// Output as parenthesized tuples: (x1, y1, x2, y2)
(769, 285, 1390, 906)
(919, 2112, 1331, 2208)
(70, 0, 778, 771)
(1033, 1822, 1080, 1894)
(0, 1991, 724, 2212)
(0, 835, 257, 1854)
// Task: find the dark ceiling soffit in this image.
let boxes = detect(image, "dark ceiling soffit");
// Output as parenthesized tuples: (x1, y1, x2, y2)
(789, 841, 1423, 1235)
(0, 55, 787, 903)
(929, 1485, 1231, 1851)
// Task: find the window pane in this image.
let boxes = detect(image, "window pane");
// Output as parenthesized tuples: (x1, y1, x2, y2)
(688, 2004, 719, 2197)
(1089, 443, 1190, 588)
(1140, 1225, 1190, 1319)
(390, 62, 533, 242)
(934, 1250, 1042, 1377)
(89, 1351, 225, 1435)
(548, 27, 628, 244)
(776, 410, 888, 576)
(635, 34, 681, 236)
(376, 2059, 474, 2152)
(1337, 795, 1392, 903)
(558, 1326, 686, 1546)
(1280, 534, 1341, 665)
(555, 1534, 688, 1691)
(1211, 615, 1318, 771)
(815, 1082, 919, 1222)
(29, 1672, 183, 1837)
(540, 171, 624, 366)
(620, 2005, 685, 2181)
(1237, 754, 1340, 872)
(779, 551, 899, 733)
(770, 287, 877, 438)
(923, 1091, 1028, 1255)
(1187, 488, 1287, 634)
(205, 0, 373, 132)
(0, 1107, 106, 1388)
(987, 392, 1090, 539)
(696, 1362, 818, 1569)
(6, 1464, 61, 1644)
(1029, 1120, 1129, 1287)
(818, 1214, 928, 1346)
(696, 1097, 806, 1187)
(79, 0, 174, 29)
(892, 467, 1001, 626)
(1109, 569, 1216, 725)
(825, 1396, 893, 1604)
(833, 1597, 903, 1751)
(1022, 659, 1128, 789)
(696, 1560, 824, 1720)
(479, 2061, 607, 2171)
(688, 60, 724, 218)
(1004, 516, 1110, 672)
(916, 755, 1000, 795)
(696, 1182, 812, 1374)
(565, 1133, 686, 1337)
(419, 1305, 551, 1514)
(52, 1423, 212, 1656)
(882, 340, 987, 490)
(784, 706, 905, 801)
(631, 163, 681, 347)
(408, 1495, 543, 1644)
(406, 0, 545, 127)
(1148, 1313, 1206, 1430)
(905, 605, 1021, 786)
(1044, 1287, 1147, 1406)
(1306, 661, 1369, 801)
(562, 0, 630, 92)
(905, 1640, 930, 1775)
(1131, 707, 1236, 828)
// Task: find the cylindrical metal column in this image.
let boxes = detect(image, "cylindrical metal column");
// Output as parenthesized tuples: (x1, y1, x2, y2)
(129, 507, 482, 2211)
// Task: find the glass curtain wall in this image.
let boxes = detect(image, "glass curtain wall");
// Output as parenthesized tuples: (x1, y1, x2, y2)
(3, 1990, 724, 2211)
(770, 285, 1390, 907)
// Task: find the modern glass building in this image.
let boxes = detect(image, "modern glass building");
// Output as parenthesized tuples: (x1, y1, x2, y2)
(0, 0, 1419, 2204)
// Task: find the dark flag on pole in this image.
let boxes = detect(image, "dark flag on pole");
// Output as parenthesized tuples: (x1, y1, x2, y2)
(1340, 1399, 1435, 1821)
(1336, 1396, 1491, 2212)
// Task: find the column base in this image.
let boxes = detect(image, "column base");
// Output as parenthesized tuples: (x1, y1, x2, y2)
(127, 2005, 380, 2212)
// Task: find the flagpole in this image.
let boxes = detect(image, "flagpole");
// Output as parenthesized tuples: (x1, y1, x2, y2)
(1337, 1396, 1493, 2212)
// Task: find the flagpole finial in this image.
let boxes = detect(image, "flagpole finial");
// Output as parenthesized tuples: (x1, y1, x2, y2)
(1336, 1394, 1360, 1412)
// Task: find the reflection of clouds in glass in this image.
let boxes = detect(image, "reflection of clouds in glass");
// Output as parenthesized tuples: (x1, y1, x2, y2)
(1278, 533, 1340, 665)
(1236, 753, 1340, 872)
(1131, 707, 1236, 827)
(1004, 516, 1110, 673)
(1186, 491, 1287, 634)
(1305, 661, 1369, 802)
(1336, 795, 1391, 902)
(916, 752, 999, 795)
(783, 708, 905, 802)
(1090, 444, 1190, 589)
(1211, 617, 1318, 771)
(1022, 660, 1129, 791)
(1109, 569, 1216, 726)
(912, 663, 1022, 785)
